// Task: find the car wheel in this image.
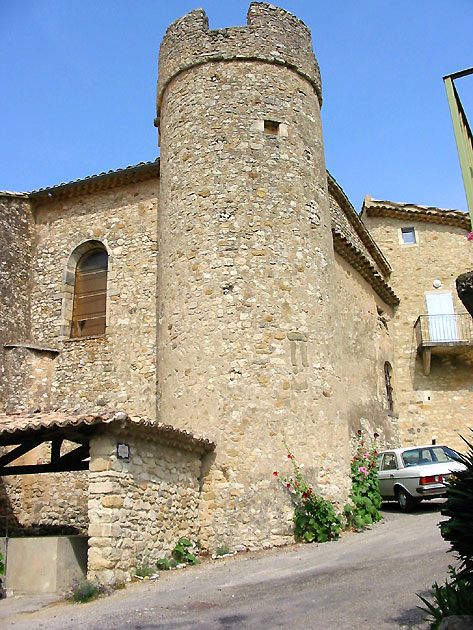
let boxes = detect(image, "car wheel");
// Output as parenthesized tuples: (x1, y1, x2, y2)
(396, 487, 416, 512)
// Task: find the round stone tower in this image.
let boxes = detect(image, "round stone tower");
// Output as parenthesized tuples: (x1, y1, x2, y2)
(156, 3, 347, 549)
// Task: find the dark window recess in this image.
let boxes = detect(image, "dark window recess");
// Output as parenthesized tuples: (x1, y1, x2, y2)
(264, 120, 280, 135)
(71, 249, 108, 338)
(384, 361, 394, 412)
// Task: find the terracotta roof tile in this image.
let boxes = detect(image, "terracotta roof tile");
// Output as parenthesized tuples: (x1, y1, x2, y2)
(361, 196, 470, 230)
(28, 160, 160, 202)
(0, 409, 215, 453)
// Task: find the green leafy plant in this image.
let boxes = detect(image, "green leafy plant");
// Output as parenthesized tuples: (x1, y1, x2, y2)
(172, 537, 200, 565)
(215, 544, 231, 557)
(274, 445, 342, 543)
(69, 578, 104, 603)
(418, 568, 473, 629)
(345, 430, 382, 530)
(440, 431, 473, 586)
(156, 557, 171, 571)
(0, 552, 4, 576)
(156, 538, 200, 570)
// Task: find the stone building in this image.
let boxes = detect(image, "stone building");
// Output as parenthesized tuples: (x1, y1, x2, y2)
(0, 3, 471, 583)
(361, 197, 473, 452)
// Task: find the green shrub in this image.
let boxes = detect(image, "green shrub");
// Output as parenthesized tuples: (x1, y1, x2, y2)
(274, 445, 342, 543)
(440, 431, 473, 586)
(418, 569, 473, 629)
(69, 578, 104, 603)
(345, 430, 382, 530)
(0, 552, 4, 576)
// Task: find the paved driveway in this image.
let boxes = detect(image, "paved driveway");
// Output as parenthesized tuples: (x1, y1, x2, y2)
(1, 501, 452, 629)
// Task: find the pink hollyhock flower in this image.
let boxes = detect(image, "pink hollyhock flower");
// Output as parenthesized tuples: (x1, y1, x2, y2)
(359, 466, 368, 475)
(363, 453, 369, 459)
(467, 232, 473, 241)
(273, 471, 278, 477)
(286, 483, 290, 489)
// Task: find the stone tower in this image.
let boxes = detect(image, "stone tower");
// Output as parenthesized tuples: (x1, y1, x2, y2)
(156, 3, 347, 548)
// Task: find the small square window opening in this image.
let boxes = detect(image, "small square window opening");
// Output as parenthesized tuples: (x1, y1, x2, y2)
(264, 120, 280, 135)
(401, 227, 416, 245)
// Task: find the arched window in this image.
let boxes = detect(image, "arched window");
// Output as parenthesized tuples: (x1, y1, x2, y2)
(384, 361, 394, 413)
(71, 247, 108, 338)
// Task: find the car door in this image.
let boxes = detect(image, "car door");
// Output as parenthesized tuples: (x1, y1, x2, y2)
(378, 452, 399, 498)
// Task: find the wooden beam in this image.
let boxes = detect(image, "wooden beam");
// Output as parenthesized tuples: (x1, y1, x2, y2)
(51, 438, 63, 465)
(422, 349, 432, 376)
(0, 436, 45, 467)
(0, 461, 89, 476)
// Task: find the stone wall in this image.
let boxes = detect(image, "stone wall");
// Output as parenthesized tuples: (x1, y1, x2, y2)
(2, 345, 58, 413)
(87, 426, 202, 583)
(0, 194, 34, 409)
(157, 4, 350, 550)
(28, 179, 158, 417)
(333, 254, 399, 447)
(0, 464, 88, 536)
(363, 212, 473, 451)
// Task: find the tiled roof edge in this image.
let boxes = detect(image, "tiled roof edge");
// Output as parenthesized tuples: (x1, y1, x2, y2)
(0, 409, 215, 454)
(0, 191, 29, 199)
(327, 173, 392, 277)
(332, 229, 400, 307)
(28, 160, 160, 202)
(361, 196, 470, 230)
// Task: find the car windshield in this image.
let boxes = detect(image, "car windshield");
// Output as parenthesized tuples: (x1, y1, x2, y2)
(401, 446, 460, 467)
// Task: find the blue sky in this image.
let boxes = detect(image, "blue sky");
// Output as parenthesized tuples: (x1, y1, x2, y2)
(0, 0, 472, 213)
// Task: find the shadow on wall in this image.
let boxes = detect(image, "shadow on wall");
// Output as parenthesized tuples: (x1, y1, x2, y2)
(347, 401, 399, 448)
(412, 353, 473, 393)
(0, 478, 82, 537)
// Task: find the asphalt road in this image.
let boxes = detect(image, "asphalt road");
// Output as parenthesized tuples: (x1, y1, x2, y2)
(2, 501, 453, 629)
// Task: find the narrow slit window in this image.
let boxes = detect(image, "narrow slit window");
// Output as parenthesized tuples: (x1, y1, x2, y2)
(401, 227, 416, 245)
(71, 248, 108, 338)
(264, 120, 280, 136)
(384, 361, 394, 412)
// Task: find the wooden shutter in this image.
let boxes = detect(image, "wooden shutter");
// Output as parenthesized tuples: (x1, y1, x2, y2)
(71, 249, 108, 337)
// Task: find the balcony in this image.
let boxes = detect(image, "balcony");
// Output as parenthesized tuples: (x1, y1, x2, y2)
(414, 313, 473, 375)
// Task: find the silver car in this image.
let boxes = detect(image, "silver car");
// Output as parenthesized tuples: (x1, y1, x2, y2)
(377, 445, 466, 511)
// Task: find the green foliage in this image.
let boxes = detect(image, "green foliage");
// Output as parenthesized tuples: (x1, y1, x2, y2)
(294, 494, 342, 543)
(274, 444, 342, 543)
(156, 538, 200, 570)
(156, 557, 171, 571)
(172, 537, 200, 565)
(69, 578, 104, 603)
(440, 431, 473, 586)
(0, 552, 4, 576)
(135, 563, 156, 578)
(215, 544, 231, 557)
(345, 430, 382, 530)
(418, 569, 473, 629)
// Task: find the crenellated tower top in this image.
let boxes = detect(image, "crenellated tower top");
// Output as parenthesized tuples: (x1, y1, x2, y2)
(156, 2, 322, 127)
